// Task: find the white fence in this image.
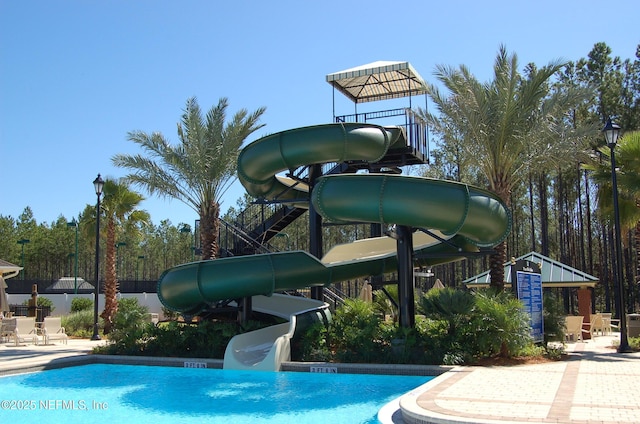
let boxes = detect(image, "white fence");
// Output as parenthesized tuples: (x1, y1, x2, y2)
(7, 292, 165, 319)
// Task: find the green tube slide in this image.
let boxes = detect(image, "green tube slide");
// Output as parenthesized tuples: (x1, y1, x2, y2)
(158, 123, 511, 315)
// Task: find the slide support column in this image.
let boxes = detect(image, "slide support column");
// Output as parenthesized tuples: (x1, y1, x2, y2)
(239, 296, 252, 324)
(397, 225, 415, 328)
(309, 164, 324, 301)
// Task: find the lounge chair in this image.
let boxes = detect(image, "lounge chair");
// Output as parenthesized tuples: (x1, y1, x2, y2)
(1, 318, 17, 342)
(565, 315, 587, 342)
(43, 316, 68, 345)
(12, 317, 41, 346)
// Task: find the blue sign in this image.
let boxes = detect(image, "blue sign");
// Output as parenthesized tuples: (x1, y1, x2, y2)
(516, 271, 544, 343)
(511, 259, 543, 343)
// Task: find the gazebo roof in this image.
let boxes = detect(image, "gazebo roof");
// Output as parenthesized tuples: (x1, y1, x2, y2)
(326, 61, 428, 104)
(464, 252, 598, 288)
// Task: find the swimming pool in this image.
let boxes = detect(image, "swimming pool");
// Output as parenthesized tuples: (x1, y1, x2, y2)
(0, 364, 431, 423)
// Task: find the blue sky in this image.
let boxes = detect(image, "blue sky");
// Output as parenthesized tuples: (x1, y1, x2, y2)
(1, 0, 638, 228)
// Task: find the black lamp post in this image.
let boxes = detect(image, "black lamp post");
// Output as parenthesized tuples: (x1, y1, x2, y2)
(17, 238, 30, 279)
(116, 242, 126, 279)
(603, 119, 630, 353)
(179, 224, 191, 262)
(67, 220, 79, 294)
(92, 173, 104, 341)
(136, 255, 145, 282)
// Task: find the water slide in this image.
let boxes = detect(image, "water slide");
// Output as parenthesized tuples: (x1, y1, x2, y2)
(157, 122, 511, 370)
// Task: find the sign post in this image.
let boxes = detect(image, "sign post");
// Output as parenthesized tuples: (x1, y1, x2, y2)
(511, 259, 543, 343)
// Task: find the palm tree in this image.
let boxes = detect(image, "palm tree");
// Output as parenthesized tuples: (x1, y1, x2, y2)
(419, 287, 475, 338)
(112, 97, 266, 259)
(422, 46, 571, 290)
(100, 178, 149, 334)
(583, 130, 640, 285)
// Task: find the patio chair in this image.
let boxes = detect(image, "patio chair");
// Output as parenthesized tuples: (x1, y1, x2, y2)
(565, 315, 586, 342)
(589, 313, 605, 337)
(1, 317, 17, 342)
(42, 316, 68, 345)
(599, 313, 613, 335)
(12, 316, 42, 346)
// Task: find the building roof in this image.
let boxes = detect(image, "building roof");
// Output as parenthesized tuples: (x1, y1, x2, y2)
(46, 277, 94, 292)
(464, 252, 598, 288)
(0, 259, 22, 279)
(326, 61, 428, 104)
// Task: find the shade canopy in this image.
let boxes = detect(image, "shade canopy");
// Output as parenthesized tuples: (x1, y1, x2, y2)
(464, 252, 598, 289)
(326, 61, 428, 104)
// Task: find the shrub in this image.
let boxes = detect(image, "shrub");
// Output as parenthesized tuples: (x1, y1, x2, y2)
(542, 291, 566, 343)
(71, 297, 93, 313)
(469, 290, 532, 358)
(419, 287, 474, 338)
(329, 298, 383, 362)
(630, 336, 640, 351)
(62, 309, 102, 338)
(144, 320, 258, 358)
(105, 298, 151, 354)
(23, 296, 55, 312)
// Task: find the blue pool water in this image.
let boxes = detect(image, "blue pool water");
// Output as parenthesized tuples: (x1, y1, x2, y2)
(0, 364, 431, 423)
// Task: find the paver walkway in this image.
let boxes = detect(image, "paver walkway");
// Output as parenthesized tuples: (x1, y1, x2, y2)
(399, 335, 640, 424)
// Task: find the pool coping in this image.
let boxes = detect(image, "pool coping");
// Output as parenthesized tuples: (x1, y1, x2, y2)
(0, 352, 452, 378)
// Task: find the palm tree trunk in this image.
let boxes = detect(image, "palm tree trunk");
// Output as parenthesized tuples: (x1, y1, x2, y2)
(636, 206, 640, 286)
(101, 218, 118, 334)
(489, 178, 511, 291)
(200, 200, 220, 260)
(489, 241, 507, 291)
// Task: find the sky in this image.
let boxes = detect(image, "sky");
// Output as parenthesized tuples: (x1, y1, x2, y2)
(1, 0, 638, 228)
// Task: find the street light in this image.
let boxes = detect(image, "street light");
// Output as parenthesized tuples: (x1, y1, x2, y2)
(67, 220, 79, 294)
(17, 238, 30, 280)
(603, 119, 630, 353)
(116, 242, 126, 279)
(179, 224, 192, 262)
(136, 255, 145, 282)
(92, 173, 104, 341)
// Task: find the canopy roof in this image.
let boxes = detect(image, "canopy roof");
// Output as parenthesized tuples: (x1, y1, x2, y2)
(46, 277, 94, 292)
(326, 61, 428, 104)
(464, 252, 598, 288)
(0, 259, 22, 280)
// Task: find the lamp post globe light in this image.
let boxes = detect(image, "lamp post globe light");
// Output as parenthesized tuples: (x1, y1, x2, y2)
(92, 173, 104, 341)
(603, 119, 630, 353)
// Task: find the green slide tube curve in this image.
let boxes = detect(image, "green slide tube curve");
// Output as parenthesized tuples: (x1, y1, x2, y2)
(312, 173, 510, 248)
(158, 123, 511, 315)
(237, 122, 401, 200)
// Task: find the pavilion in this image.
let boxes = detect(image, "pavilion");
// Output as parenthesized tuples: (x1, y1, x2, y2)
(464, 252, 599, 338)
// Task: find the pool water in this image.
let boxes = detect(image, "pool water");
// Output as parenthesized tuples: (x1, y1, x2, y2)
(0, 364, 431, 423)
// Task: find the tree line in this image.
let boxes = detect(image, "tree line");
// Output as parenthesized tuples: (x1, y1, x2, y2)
(1, 42, 638, 320)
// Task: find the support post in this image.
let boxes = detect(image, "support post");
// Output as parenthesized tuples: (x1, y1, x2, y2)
(396, 225, 415, 328)
(309, 164, 324, 301)
(239, 296, 252, 325)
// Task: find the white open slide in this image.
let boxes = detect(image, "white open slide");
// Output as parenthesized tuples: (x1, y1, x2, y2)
(223, 294, 329, 371)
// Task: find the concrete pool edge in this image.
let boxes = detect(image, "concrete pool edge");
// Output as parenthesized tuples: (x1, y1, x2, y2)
(0, 351, 451, 378)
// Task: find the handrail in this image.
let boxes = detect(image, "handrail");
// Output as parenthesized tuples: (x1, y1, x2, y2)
(335, 108, 429, 161)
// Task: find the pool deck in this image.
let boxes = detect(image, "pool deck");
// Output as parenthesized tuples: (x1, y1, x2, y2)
(1, 335, 639, 423)
(398, 334, 640, 424)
